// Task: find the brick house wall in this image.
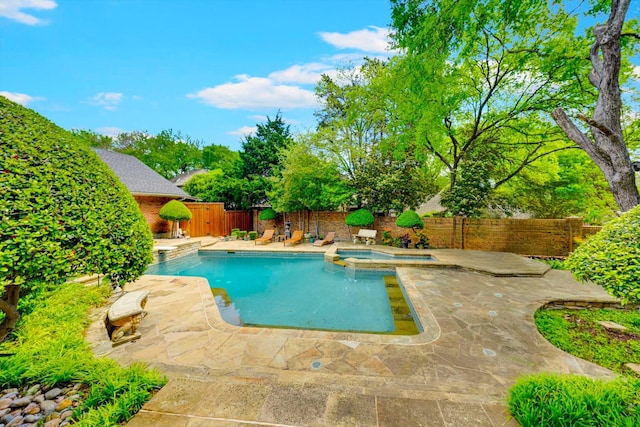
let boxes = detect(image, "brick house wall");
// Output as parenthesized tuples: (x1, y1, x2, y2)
(134, 195, 172, 236)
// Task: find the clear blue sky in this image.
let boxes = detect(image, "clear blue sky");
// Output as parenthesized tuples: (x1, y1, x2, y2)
(0, 0, 395, 151)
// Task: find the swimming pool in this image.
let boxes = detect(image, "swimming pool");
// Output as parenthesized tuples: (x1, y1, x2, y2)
(146, 252, 417, 334)
(337, 249, 436, 261)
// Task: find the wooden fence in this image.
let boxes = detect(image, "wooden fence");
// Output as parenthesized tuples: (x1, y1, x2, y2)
(182, 203, 252, 237)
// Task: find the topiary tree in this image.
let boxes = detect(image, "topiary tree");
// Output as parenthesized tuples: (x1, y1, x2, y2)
(259, 207, 277, 221)
(0, 96, 154, 342)
(159, 200, 192, 238)
(345, 208, 375, 227)
(345, 208, 375, 239)
(565, 205, 640, 305)
(396, 210, 425, 248)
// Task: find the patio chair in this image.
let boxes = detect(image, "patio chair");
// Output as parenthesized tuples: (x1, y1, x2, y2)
(255, 229, 275, 245)
(313, 231, 335, 247)
(284, 230, 303, 246)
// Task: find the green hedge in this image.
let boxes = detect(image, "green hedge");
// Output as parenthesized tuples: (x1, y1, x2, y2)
(345, 208, 374, 227)
(508, 373, 640, 426)
(566, 205, 640, 304)
(0, 96, 153, 309)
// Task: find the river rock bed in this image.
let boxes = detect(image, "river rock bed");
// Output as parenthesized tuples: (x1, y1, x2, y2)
(0, 383, 88, 427)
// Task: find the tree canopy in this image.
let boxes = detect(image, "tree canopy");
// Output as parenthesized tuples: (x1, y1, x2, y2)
(0, 96, 153, 341)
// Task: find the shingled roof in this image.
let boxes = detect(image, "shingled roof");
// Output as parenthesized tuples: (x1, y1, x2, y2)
(92, 148, 194, 199)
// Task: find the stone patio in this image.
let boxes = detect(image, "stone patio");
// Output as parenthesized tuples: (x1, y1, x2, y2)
(85, 239, 620, 426)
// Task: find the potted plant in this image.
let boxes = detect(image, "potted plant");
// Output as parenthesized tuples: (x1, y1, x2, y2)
(396, 210, 424, 249)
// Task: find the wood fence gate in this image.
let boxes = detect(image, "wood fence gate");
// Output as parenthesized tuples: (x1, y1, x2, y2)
(182, 203, 252, 237)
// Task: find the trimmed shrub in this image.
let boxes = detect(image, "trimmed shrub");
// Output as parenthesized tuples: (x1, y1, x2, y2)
(345, 209, 374, 227)
(396, 210, 424, 230)
(158, 200, 192, 221)
(508, 373, 640, 426)
(259, 208, 277, 221)
(565, 205, 640, 304)
(0, 96, 153, 340)
(248, 231, 258, 240)
(159, 200, 192, 238)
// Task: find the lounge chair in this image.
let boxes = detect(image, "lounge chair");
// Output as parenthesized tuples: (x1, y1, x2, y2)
(313, 231, 335, 247)
(255, 229, 275, 245)
(284, 230, 303, 246)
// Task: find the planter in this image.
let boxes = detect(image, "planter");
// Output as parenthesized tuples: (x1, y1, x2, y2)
(402, 241, 409, 249)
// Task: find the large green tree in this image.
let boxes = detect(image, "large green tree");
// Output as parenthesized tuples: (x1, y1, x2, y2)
(314, 60, 437, 212)
(0, 97, 153, 341)
(118, 129, 203, 179)
(552, 0, 639, 212)
(389, 0, 596, 214)
(239, 113, 293, 206)
(269, 138, 352, 236)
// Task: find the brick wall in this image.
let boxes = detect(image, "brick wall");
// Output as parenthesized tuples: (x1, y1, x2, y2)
(256, 209, 600, 257)
(134, 195, 172, 237)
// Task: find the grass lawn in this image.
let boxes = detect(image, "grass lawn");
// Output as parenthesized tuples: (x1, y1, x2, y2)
(0, 282, 166, 426)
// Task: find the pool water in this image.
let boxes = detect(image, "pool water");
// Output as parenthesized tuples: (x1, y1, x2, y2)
(337, 249, 435, 261)
(146, 252, 401, 333)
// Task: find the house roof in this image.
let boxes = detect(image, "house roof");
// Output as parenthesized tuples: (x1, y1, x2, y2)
(92, 148, 195, 199)
(170, 168, 208, 187)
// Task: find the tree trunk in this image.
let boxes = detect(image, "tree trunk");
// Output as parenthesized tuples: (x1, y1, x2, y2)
(0, 285, 21, 342)
(551, 0, 639, 212)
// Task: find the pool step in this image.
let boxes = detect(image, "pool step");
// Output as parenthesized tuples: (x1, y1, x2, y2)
(383, 276, 420, 335)
(331, 260, 347, 267)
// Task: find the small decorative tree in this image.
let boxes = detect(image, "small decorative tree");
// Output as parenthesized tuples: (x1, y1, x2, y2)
(259, 208, 277, 221)
(396, 210, 425, 249)
(566, 205, 639, 305)
(159, 200, 192, 238)
(345, 208, 375, 240)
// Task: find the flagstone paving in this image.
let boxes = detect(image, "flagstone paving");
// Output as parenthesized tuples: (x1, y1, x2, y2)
(86, 240, 620, 426)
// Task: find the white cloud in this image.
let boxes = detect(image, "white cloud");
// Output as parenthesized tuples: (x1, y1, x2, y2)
(250, 115, 267, 121)
(269, 63, 337, 84)
(85, 92, 123, 110)
(0, 0, 57, 25)
(319, 26, 393, 54)
(633, 65, 640, 80)
(0, 91, 44, 105)
(187, 75, 317, 109)
(228, 126, 257, 136)
(95, 127, 126, 138)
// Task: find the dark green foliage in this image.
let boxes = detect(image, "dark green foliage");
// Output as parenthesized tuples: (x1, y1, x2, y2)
(396, 210, 424, 230)
(259, 208, 277, 221)
(0, 282, 166, 426)
(345, 209, 374, 227)
(0, 96, 153, 299)
(566, 205, 640, 304)
(415, 231, 430, 249)
(158, 200, 192, 221)
(508, 373, 640, 427)
(248, 231, 257, 240)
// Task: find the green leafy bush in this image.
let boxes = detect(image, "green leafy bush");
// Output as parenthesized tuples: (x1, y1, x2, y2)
(508, 373, 640, 426)
(345, 208, 374, 227)
(0, 96, 153, 340)
(158, 200, 192, 221)
(565, 205, 640, 304)
(248, 231, 258, 240)
(259, 207, 277, 220)
(396, 210, 424, 230)
(0, 282, 166, 426)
